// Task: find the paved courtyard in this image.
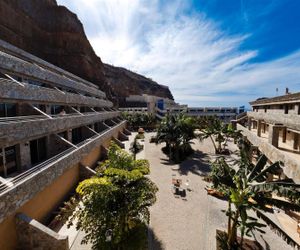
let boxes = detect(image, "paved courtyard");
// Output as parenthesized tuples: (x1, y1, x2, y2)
(69, 131, 296, 250)
(125, 132, 296, 250)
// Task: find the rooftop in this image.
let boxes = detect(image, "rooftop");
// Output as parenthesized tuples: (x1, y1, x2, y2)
(250, 92, 300, 106)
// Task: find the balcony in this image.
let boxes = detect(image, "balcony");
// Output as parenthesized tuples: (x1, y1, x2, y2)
(248, 111, 300, 131)
(0, 111, 120, 147)
(0, 120, 127, 223)
(0, 78, 112, 108)
(237, 123, 300, 183)
(0, 50, 105, 99)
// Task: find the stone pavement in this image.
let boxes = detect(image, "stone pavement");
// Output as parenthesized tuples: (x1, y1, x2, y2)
(69, 131, 296, 250)
(139, 132, 295, 250)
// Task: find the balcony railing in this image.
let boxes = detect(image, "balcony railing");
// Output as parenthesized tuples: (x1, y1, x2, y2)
(0, 121, 126, 194)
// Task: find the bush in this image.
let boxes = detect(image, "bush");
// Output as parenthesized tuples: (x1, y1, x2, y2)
(135, 133, 145, 140)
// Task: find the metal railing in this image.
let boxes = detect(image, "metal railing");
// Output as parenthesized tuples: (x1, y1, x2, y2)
(0, 111, 118, 125)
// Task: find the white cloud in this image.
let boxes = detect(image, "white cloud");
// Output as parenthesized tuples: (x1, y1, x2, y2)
(57, 0, 300, 107)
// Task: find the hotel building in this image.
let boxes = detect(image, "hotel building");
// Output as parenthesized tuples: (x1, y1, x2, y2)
(0, 39, 129, 249)
(120, 94, 244, 122)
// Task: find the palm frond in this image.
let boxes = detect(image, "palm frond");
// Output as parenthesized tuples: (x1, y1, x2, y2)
(251, 162, 282, 182)
(250, 182, 300, 201)
(255, 209, 300, 248)
(255, 197, 300, 212)
(247, 154, 268, 181)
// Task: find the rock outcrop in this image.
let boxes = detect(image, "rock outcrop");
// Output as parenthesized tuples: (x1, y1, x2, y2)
(0, 0, 173, 102)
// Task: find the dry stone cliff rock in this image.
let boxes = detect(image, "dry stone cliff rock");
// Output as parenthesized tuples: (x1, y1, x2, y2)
(0, 0, 173, 103)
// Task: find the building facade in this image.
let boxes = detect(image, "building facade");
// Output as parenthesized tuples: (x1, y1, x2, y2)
(120, 94, 244, 122)
(234, 92, 300, 183)
(0, 39, 129, 249)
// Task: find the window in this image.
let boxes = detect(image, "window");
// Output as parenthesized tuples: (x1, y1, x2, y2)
(284, 105, 288, 114)
(0, 145, 17, 177)
(0, 103, 17, 117)
(72, 127, 83, 144)
(51, 105, 62, 115)
(30, 137, 47, 165)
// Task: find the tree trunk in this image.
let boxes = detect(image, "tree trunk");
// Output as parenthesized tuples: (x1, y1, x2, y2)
(209, 135, 218, 154)
(227, 211, 239, 249)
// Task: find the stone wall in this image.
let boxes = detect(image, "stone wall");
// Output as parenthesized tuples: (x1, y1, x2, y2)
(16, 213, 68, 250)
(238, 124, 300, 183)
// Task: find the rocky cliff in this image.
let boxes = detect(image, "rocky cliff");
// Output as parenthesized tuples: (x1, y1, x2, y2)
(104, 64, 173, 103)
(0, 0, 173, 102)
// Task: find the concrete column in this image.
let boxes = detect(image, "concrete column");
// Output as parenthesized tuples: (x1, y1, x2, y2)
(45, 105, 51, 115)
(296, 104, 300, 115)
(66, 129, 72, 142)
(268, 125, 280, 148)
(257, 120, 262, 137)
(90, 124, 95, 131)
(263, 123, 266, 133)
(248, 118, 252, 130)
(282, 127, 287, 143)
(293, 132, 299, 150)
(2, 148, 7, 177)
(16, 142, 31, 170)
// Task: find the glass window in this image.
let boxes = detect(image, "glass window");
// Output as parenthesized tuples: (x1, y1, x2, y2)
(0, 103, 16, 117)
(0, 145, 17, 177)
(30, 137, 47, 165)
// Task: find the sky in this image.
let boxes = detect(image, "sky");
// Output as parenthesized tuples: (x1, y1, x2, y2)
(57, 0, 300, 108)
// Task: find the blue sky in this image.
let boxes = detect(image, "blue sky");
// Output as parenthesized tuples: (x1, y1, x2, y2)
(57, 0, 300, 107)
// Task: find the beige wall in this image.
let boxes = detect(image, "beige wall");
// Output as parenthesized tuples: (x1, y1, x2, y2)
(0, 164, 80, 250)
(80, 146, 101, 169)
(0, 125, 125, 250)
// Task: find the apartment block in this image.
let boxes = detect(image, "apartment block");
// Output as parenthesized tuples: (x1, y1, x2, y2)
(0, 39, 129, 250)
(234, 92, 300, 184)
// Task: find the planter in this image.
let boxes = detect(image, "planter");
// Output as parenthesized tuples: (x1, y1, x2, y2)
(216, 230, 263, 250)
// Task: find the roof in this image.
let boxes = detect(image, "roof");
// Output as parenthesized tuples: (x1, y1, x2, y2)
(250, 92, 300, 106)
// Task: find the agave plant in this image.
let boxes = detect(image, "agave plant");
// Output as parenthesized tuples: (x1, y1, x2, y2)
(210, 143, 300, 249)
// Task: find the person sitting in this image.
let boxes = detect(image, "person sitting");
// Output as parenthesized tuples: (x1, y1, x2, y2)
(59, 108, 66, 115)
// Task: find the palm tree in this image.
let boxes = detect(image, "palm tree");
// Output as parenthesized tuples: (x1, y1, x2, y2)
(209, 142, 300, 249)
(156, 113, 196, 162)
(198, 116, 239, 154)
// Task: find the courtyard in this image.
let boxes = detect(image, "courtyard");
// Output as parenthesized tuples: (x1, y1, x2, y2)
(125, 132, 296, 250)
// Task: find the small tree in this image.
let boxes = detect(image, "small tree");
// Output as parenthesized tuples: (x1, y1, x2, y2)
(209, 142, 300, 249)
(62, 142, 158, 249)
(130, 136, 143, 160)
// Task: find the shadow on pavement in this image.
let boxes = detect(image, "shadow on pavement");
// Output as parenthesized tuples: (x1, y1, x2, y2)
(148, 227, 164, 250)
(178, 150, 211, 176)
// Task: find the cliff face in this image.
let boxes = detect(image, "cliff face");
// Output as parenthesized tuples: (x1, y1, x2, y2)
(104, 64, 173, 102)
(0, 0, 173, 102)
